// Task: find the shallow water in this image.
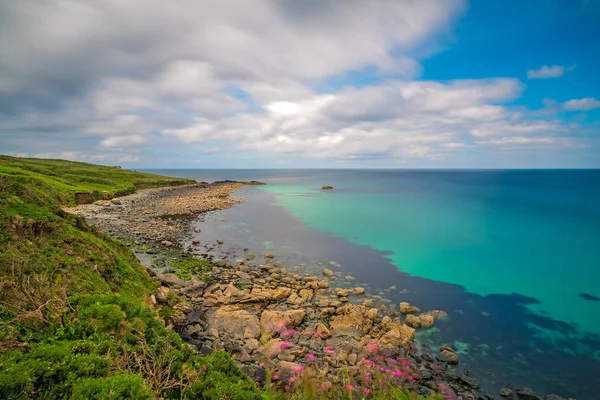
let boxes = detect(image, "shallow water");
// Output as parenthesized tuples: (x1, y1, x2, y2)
(144, 169, 600, 399)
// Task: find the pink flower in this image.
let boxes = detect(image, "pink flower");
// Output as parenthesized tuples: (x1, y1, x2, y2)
(363, 359, 374, 368)
(364, 388, 370, 394)
(365, 372, 371, 381)
(346, 384, 354, 391)
(324, 345, 335, 354)
(385, 369, 391, 374)
(279, 341, 292, 351)
(276, 321, 288, 332)
(313, 331, 322, 338)
(367, 343, 378, 353)
(292, 365, 304, 375)
(408, 375, 414, 382)
(305, 353, 315, 361)
(273, 374, 279, 380)
(289, 377, 295, 383)
(259, 363, 264, 368)
(321, 383, 329, 391)
(401, 359, 410, 367)
(281, 329, 298, 338)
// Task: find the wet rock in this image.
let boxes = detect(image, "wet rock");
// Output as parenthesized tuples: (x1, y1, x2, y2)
(335, 288, 352, 297)
(318, 280, 329, 289)
(353, 287, 365, 295)
(260, 309, 306, 334)
(194, 227, 201, 232)
(264, 252, 274, 259)
(192, 239, 200, 245)
(499, 388, 514, 399)
(216, 239, 224, 244)
(376, 323, 416, 351)
(321, 186, 334, 190)
(419, 314, 435, 328)
(459, 375, 480, 389)
(329, 304, 376, 337)
(323, 268, 334, 276)
(155, 286, 172, 304)
(246, 253, 255, 260)
(544, 395, 566, 400)
(437, 349, 459, 365)
(161, 240, 174, 247)
(157, 273, 185, 287)
(516, 388, 539, 400)
(400, 302, 420, 314)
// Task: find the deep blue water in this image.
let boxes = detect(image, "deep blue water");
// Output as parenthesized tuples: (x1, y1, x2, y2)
(143, 169, 600, 399)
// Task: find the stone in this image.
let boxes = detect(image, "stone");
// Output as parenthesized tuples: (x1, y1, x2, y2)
(348, 353, 358, 365)
(156, 273, 185, 287)
(362, 299, 374, 307)
(380, 316, 392, 327)
(318, 280, 329, 288)
(210, 305, 261, 341)
(419, 313, 435, 329)
(110, 198, 122, 205)
(264, 252, 274, 259)
(335, 288, 351, 297)
(353, 287, 365, 295)
(321, 186, 334, 190)
(437, 349, 459, 365)
(399, 302, 420, 314)
(516, 388, 539, 400)
(499, 388, 514, 399)
(459, 375, 480, 389)
(161, 240, 174, 247)
(299, 289, 314, 302)
(192, 239, 200, 245)
(246, 253, 256, 260)
(74, 192, 94, 204)
(287, 292, 304, 306)
(315, 323, 331, 339)
(260, 309, 306, 334)
(194, 227, 201, 232)
(278, 361, 303, 375)
(155, 286, 171, 304)
(377, 323, 416, 350)
(251, 287, 292, 301)
(544, 395, 566, 400)
(329, 304, 375, 337)
(216, 239, 224, 244)
(323, 269, 334, 276)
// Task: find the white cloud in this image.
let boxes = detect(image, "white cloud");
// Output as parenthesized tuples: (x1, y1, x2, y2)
(527, 65, 575, 79)
(100, 135, 146, 149)
(563, 98, 600, 111)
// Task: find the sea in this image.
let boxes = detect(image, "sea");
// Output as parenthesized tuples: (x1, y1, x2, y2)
(143, 169, 600, 399)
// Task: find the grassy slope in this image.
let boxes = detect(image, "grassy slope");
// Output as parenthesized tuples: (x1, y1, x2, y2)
(0, 156, 261, 399)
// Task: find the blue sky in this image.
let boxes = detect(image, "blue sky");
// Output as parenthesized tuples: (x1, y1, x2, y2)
(1, 0, 599, 168)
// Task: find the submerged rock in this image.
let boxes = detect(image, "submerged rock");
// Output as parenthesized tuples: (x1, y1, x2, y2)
(437, 348, 459, 365)
(499, 388, 514, 399)
(516, 387, 539, 400)
(400, 302, 420, 314)
(321, 185, 334, 190)
(323, 268, 334, 276)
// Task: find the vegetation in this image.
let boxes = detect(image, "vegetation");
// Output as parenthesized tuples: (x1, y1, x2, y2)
(0, 156, 439, 399)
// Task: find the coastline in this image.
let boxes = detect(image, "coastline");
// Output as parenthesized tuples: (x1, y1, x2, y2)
(67, 180, 526, 400)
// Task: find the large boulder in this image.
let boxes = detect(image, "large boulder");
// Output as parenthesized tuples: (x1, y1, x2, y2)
(329, 304, 377, 337)
(251, 287, 292, 301)
(156, 273, 185, 287)
(516, 388, 539, 400)
(209, 305, 261, 341)
(399, 302, 420, 314)
(260, 309, 306, 334)
(376, 323, 416, 350)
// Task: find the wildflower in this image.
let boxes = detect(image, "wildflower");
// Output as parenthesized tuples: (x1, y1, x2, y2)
(385, 369, 391, 374)
(305, 353, 315, 361)
(367, 343, 378, 353)
(292, 365, 304, 375)
(276, 321, 288, 332)
(289, 377, 295, 383)
(365, 372, 371, 381)
(281, 329, 298, 338)
(364, 388, 370, 394)
(346, 384, 354, 391)
(273, 374, 279, 381)
(408, 375, 414, 382)
(324, 345, 335, 354)
(259, 362, 264, 368)
(313, 331, 323, 338)
(363, 359, 374, 368)
(401, 359, 410, 367)
(280, 341, 292, 351)
(321, 383, 329, 391)
(393, 370, 403, 377)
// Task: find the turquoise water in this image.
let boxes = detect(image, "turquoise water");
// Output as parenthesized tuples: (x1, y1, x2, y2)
(257, 170, 600, 336)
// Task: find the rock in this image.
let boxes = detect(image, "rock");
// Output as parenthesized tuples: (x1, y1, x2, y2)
(499, 388, 514, 399)
(277, 361, 303, 375)
(335, 288, 352, 297)
(315, 323, 331, 339)
(323, 269, 334, 276)
(329, 304, 375, 337)
(264, 252, 274, 259)
(405, 314, 421, 328)
(150, 295, 157, 305)
(110, 198, 122, 205)
(210, 305, 261, 341)
(437, 349, 459, 365)
(192, 239, 200, 245)
(353, 287, 365, 295)
(377, 323, 416, 350)
(516, 388, 539, 400)
(322, 186, 334, 190)
(260, 310, 306, 334)
(194, 227, 201, 232)
(246, 253, 255, 260)
(362, 299, 374, 307)
(400, 302, 420, 314)
(419, 313, 435, 328)
(251, 287, 292, 301)
(156, 273, 185, 287)
(94, 200, 112, 207)
(299, 289, 314, 302)
(380, 316, 392, 327)
(459, 375, 480, 389)
(155, 286, 171, 304)
(318, 280, 329, 289)
(161, 240, 174, 247)
(216, 239, 224, 244)
(287, 292, 304, 306)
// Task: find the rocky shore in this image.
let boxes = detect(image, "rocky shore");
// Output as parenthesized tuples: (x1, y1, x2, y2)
(67, 182, 568, 400)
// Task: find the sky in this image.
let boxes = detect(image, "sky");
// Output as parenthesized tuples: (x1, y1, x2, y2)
(0, 0, 599, 169)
